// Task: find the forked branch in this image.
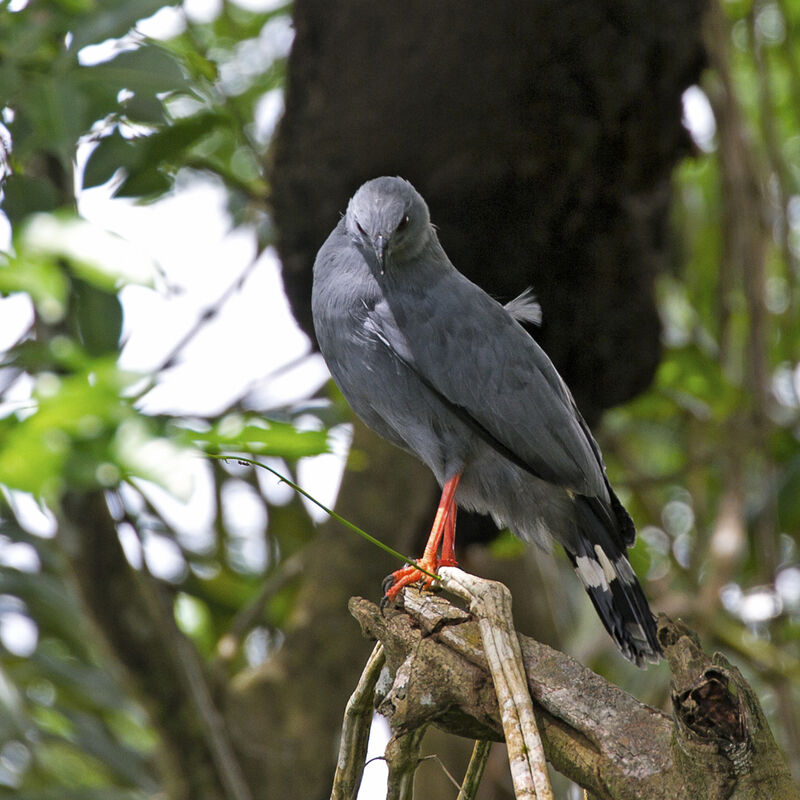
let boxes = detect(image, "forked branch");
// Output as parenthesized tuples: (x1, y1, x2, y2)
(343, 576, 796, 800)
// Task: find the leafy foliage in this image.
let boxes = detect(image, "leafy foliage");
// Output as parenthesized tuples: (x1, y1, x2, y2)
(0, 1, 324, 796)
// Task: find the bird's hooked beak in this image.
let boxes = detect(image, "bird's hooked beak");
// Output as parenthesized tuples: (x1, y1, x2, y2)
(373, 234, 388, 274)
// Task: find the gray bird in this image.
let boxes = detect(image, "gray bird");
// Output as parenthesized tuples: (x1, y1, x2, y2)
(312, 176, 661, 666)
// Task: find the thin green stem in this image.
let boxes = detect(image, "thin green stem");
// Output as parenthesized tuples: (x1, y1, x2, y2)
(457, 740, 492, 800)
(206, 453, 439, 582)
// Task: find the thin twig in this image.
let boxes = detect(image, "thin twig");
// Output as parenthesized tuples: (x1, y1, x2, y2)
(385, 728, 427, 800)
(457, 740, 492, 800)
(419, 754, 462, 792)
(206, 453, 439, 582)
(330, 643, 386, 800)
(132, 258, 265, 403)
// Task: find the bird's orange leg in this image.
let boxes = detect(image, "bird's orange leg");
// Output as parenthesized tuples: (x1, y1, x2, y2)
(439, 500, 458, 567)
(383, 472, 461, 601)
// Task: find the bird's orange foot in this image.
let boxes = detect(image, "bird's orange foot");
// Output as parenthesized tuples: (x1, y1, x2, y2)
(381, 472, 462, 609)
(382, 561, 436, 602)
(381, 554, 458, 607)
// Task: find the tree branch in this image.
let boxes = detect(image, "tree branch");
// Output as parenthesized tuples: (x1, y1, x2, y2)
(330, 642, 385, 800)
(386, 727, 427, 800)
(349, 587, 798, 799)
(456, 740, 492, 800)
(439, 567, 552, 799)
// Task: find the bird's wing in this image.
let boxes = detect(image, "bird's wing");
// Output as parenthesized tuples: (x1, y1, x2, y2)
(372, 272, 609, 498)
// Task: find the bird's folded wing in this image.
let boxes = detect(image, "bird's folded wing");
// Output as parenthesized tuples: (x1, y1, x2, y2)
(368, 280, 609, 500)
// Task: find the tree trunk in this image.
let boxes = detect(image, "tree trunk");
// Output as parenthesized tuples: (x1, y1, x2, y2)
(271, 0, 706, 422)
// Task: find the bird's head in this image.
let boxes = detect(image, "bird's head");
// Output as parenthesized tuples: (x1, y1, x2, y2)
(345, 177, 431, 274)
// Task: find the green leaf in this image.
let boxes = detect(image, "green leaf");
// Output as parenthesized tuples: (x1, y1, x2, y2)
(186, 415, 330, 458)
(0, 360, 137, 498)
(82, 130, 134, 189)
(100, 112, 225, 197)
(0, 571, 87, 657)
(113, 418, 196, 499)
(16, 213, 157, 292)
(121, 91, 166, 125)
(116, 167, 172, 198)
(0, 254, 69, 323)
(70, 280, 123, 356)
(1, 174, 63, 223)
(27, 737, 116, 789)
(66, 710, 155, 788)
(145, 111, 225, 162)
(22, 73, 89, 164)
(82, 45, 187, 97)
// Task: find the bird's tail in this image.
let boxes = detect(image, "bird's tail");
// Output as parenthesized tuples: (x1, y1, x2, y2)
(566, 495, 662, 667)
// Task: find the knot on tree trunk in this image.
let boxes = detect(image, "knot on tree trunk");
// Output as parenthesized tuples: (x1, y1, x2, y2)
(660, 615, 790, 795)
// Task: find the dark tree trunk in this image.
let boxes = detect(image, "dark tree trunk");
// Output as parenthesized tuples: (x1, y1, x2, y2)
(271, 0, 706, 421)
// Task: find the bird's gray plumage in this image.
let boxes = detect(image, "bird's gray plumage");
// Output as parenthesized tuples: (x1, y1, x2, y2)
(312, 176, 660, 666)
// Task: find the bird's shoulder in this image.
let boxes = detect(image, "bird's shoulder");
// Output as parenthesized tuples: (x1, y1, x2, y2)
(313, 219, 361, 283)
(385, 268, 550, 381)
(381, 269, 608, 497)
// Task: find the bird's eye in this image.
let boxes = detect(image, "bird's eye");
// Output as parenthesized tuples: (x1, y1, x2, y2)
(356, 221, 367, 236)
(397, 215, 410, 232)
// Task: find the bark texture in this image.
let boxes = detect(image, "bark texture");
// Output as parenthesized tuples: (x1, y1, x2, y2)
(351, 591, 798, 799)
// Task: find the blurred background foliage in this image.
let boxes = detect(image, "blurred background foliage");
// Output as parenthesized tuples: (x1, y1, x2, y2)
(0, 0, 797, 797)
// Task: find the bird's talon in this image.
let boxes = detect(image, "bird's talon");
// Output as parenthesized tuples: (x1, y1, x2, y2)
(380, 559, 440, 608)
(379, 594, 391, 615)
(381, 573, 395, 597)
